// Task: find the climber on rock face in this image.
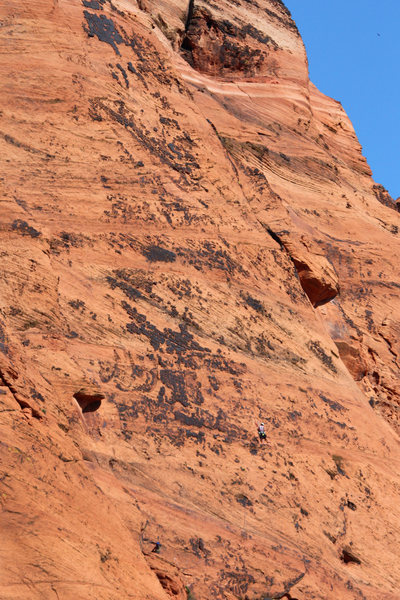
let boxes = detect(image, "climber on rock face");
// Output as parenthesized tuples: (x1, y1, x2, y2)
(151, 541, 161, 554)
(257, 422, 267, 443)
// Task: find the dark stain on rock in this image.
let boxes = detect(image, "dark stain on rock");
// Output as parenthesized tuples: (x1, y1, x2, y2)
(0, 323, 9, 355)
(90, 98, 199, 178)
(116, 63, 129, 87)
(174, 409, 204, 428)
(122, 301, 208, 355)
(243, 292, 264, 313)
(0, 131, 54, 158)
(107, 274, 143, 301)
(82, 0, 105, 9)
(186, 429, 205, 443)
(365, 309, 374, 333)
(189, 536, 210, 558)
(83, 11, 124, 55)
(235, 493, 252, 507)
(319, 393, 345, 413)
(160, 369, 189, 406)
(346, 500, 357, 511)
(30, 388, 45, 403)
(308, 341, 337, 373)
(12, 220, 41, 238)
(263, 1, 300, 35)
(142, 245, 177, 263)
(288, 410, 301, 421)
(208, 375, 219, 391)
(372, 183, 399, 212)
(203, 355, 245, 376)
(218, 569, 256, 597)
(176, 241, 248, 277)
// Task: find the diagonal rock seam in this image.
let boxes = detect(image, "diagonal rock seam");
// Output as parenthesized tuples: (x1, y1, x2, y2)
(0, 367, 42, 419)
(264, 571, 305, 600)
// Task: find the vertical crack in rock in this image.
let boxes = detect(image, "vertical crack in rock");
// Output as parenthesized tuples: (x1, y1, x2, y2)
(184, 0, 194, 31)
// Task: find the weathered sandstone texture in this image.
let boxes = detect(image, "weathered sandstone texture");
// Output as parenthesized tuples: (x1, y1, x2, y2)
(1, 1, 400, 599)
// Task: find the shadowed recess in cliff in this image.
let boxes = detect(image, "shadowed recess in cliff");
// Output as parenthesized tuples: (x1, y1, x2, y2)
(74, 389, 105, 413)
(340, 547, 362, 565)
(264, 228, 339, 308)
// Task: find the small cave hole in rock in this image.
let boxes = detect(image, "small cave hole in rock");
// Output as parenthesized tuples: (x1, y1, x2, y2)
(181, 36, 192, 52)
(73, 390, 104, 413)
(340, 547, 361, 565)
(371, 371, 380, 384)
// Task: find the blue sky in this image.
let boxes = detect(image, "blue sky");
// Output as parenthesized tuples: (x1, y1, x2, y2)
(284, 0, 399, 199)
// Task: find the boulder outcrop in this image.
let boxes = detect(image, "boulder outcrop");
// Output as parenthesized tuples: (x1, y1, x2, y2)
(1, 1, 400, 599)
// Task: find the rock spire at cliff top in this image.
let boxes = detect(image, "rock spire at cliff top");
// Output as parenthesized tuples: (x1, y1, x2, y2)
(1, 1, 400, 599)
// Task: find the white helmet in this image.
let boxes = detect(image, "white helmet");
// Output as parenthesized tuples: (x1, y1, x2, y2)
(261, 423, 264, 426)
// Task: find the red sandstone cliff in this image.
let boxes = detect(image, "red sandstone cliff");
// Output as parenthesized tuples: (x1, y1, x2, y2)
(1, 1, 400, 599)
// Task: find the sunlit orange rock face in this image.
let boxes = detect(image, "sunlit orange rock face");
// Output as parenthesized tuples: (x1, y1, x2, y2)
(1, 1, 400, 598)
